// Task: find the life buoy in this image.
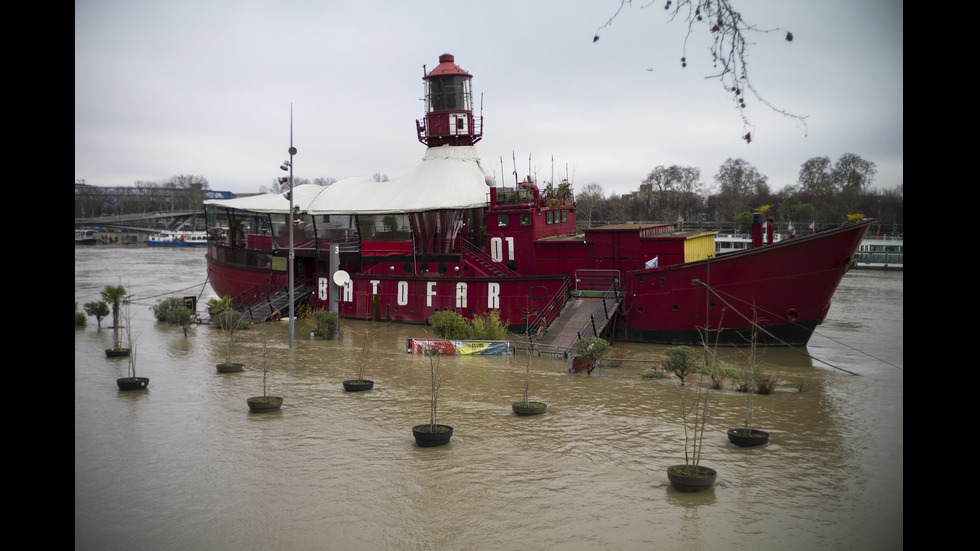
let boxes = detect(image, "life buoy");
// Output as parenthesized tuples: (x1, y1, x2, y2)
(270, 310, 281, 321)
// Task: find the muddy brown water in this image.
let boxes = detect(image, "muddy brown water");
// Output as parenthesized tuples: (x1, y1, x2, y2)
(75, 246, 902, 550)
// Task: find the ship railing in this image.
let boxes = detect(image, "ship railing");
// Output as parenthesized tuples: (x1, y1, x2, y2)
(573, 269, 621, 295)
(227, 277, 287, 322)
(572, 278, 623, 344)
(510, 340, 574, 359)
(459, 238, 520, 277)
(855, 251, 903, 264)
(525, 276, 574, 341)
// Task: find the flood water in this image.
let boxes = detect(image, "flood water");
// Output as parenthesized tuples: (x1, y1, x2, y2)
(75, 246, 903, 551)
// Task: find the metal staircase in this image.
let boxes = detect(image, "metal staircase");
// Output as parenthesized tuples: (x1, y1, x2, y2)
(237, 284, 313, 323)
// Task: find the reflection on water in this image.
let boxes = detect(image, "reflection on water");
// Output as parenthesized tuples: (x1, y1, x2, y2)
(75, 247, 902, 550)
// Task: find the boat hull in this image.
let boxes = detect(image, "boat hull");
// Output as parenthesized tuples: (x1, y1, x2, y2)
(616, 221, 870, 345)
(205, 221, 871, 347)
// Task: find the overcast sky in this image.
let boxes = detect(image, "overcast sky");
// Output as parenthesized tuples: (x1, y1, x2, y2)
(75, 0, 903, 198)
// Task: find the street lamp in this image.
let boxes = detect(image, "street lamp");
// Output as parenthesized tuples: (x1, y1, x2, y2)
(281, 106, 298, 348)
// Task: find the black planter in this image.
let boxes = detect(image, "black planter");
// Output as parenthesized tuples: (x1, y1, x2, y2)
(216, 362, 245, 373)
(117, 377, 149, 391)
(343, 379, 374, 392)
(667, 465, 717, 492)
(247, 396, 283, 413)
(512, 401, 548, 416)
(412, 424, 453, 447)
(727, 428, 770, 447)
(106, 348, 131, 358)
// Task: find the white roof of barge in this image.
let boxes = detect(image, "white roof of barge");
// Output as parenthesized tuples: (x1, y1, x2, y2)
(204, 145, 493, 215)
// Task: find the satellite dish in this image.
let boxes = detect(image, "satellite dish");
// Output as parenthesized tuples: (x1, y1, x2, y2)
(333, 270, 351, 286)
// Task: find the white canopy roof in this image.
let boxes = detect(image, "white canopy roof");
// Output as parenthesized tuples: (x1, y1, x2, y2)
(204, 145, 493, 215)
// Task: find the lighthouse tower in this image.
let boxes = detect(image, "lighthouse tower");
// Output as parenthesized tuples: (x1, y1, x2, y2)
(417, 54, 483, 147)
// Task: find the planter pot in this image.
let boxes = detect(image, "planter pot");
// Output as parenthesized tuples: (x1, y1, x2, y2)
(343, 379, 374, 392)
(117, 377, 149, 391)
(667, 465, 717, 492)
(247, 396, 283, 413)
(727, 428, 770, 447)
(570, 357, 597, 374)
(216, 362, 245, 373)
(105, 348, 131, 358)
(512, 401, 548, 416)
(412, 424, 453, 447)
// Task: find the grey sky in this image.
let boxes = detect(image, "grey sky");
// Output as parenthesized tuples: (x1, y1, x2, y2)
(75, 0, 903, 197)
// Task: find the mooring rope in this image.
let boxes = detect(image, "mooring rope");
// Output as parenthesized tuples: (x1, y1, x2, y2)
(694, 281, 864, 376)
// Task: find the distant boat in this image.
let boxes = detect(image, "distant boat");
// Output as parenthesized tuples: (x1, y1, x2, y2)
(75, 229, 97, 245)
(174, 231, 208, 247)
(147, 231, 208, 247)
(147, 232, 174, 247)
(855, 234, 903, 270)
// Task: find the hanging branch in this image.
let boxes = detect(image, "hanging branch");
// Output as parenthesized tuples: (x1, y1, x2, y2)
(594, 0, 806, 141)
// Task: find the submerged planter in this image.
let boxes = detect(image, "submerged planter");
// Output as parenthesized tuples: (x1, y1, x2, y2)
(343, 379, 374, 392)
(512, 401, 548, 416)
(727, 428, 770, 447)
(412, 424, 453, 447)
(117, 377, 149, 391)
(667, 465, 717, 492)
(247, 396, 283, 413)
(216, 362, 245, 373)
(106, 348, 131, 358)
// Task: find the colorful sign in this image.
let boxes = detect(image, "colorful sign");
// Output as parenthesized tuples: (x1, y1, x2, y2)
(406, 338, 509, 355)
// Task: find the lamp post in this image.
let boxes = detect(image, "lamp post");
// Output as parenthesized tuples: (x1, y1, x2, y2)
(280, 106, 297, 348)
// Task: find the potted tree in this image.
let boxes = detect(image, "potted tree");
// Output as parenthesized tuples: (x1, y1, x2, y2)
(342, 329, 374, 392)
(571, 336, 611, 374)
(664, 344, 717, 492)
(102, 284, 131, 357)
(210, 297, 246, 373)
(116, 303, 149, 390)
(152, 296, 197, 337)
(728, 322, 770, 447)
(247, 324, 283, 412)
(512, 327, 547, 415)
(301, 306, 339, 339)
(412, 344, 453, 447)
(84, 300, 109, 329)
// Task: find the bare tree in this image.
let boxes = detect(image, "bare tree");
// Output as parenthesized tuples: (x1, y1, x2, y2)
(575, 182, 606, 228)
(641, 165, 703, 221)
(714, 158, 769, 224)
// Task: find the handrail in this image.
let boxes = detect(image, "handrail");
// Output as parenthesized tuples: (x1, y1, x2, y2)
(525, 276, 573, 339)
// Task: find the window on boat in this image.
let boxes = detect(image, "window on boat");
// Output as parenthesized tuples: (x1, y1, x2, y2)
(358, 214, 411, 241)
(498, 214, 509, 228)
(520, 213, 532, 227)
(561, 210, 567, 223)
(427, 76, 471, 112)
(316, 214, 356, 242)
(546, 211, 553, 225)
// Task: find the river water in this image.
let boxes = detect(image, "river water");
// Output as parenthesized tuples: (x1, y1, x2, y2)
(75, 246, 903, 551)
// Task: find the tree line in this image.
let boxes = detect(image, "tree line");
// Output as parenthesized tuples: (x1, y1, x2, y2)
(574, 154, 902, 235)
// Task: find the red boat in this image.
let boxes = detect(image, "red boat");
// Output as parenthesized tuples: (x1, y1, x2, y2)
(204, 54, 872, 347)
